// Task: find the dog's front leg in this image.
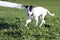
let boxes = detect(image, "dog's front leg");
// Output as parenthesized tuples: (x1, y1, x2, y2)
(25, 18, 32, 26)
(34, 17, 38, 26)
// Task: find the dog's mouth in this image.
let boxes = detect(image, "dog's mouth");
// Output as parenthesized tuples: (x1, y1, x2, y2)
(27, 13, 33, 16)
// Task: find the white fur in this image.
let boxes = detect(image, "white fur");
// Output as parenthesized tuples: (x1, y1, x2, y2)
(25, 7, 54, 27)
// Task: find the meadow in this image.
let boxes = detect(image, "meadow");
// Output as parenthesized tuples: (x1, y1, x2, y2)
(0, 0, 60, 40)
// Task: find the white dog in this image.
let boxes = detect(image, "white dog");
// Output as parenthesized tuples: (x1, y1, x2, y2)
(24, 5, 54, 27)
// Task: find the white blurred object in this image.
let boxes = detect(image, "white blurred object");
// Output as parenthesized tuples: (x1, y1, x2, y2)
(0, 1, 23, 9)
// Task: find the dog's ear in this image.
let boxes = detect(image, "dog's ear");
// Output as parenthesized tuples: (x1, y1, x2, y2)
(30, 5, 33, 7)
(30, 5, 34, 9)
(23, 5, 29, 8)
(29, 5, 34, 11)
(25, 5, 29, 8)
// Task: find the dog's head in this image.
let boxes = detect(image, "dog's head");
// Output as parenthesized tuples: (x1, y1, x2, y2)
(23, 5, 34, 12)
(23, 5, 34, 16)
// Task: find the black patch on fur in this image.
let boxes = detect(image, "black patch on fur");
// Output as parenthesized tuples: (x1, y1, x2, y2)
(29, 5, 33, 12)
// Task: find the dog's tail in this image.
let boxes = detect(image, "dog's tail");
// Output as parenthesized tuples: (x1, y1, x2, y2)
(46, 9, 54, 16)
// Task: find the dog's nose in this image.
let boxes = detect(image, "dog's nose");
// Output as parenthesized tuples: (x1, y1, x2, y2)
(28, 14, 29, 16)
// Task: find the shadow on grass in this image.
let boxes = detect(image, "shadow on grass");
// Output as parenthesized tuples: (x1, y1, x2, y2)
(4, 30, 22, 38)
(44, 24, 51, 28)
(0, 17, 21, 30)
(0, 23, 19, 30)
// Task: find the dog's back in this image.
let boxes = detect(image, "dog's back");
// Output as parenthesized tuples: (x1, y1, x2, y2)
(32, 7, 47, 17)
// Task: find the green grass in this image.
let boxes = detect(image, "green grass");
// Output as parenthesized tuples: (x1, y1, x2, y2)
(0, 0, 60, 40)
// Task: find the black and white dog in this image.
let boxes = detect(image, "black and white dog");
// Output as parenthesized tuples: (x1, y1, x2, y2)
(24, 5, 54, 27)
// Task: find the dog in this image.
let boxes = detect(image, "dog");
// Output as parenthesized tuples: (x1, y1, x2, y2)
(24, 5, 54, 27)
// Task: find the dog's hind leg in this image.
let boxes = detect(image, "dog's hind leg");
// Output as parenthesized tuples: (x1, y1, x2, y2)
(39, 15, 46, 27)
